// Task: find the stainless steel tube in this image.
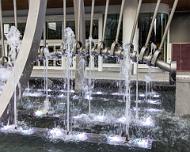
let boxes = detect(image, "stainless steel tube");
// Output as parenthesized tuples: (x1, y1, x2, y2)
(159, 0, 178, 50)
(156, 60, 171, 72)
(102, 0, 109, 41)
(13, 0, 18, 28)
(77, 0, 81, 41)
(115, 0, 125, 43)
(62, 0, 66, 41)
(130, 0, 142, 44)
(89, 0, 95, 38)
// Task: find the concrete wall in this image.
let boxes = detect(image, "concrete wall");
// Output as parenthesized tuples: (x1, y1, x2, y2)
(176, 73, 190, 116)
(170, 13, 190, 43)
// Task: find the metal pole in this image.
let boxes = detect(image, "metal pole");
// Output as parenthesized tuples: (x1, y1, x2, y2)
(115, 0, 125, 43)
(43, 24, 46, 47)
(159, 0, 178, 50)
(130, 0, 142, 44)
(62, 0, 66, 41)
(102, 0, 109, 41)
(145, 0, 161, 47)
(89, 0, 95, 39)
(13, 0, 18, 28)
(77, 0, 81, 41)
(13, 0, 18, 129)
(0, 0, 5, 57)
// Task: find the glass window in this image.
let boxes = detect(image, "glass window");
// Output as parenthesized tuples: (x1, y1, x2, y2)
(45, 20, 99, 40)
(139, 13, 168, 60)
(18, 23, 26, 38)
(46, 21, 62, 39)
(103, 14, 122, 63)
(85, 20, 99, 39)
(66, 21, 75, 33)
(3, 23, 26, 38)
(104, 14, 123, 47)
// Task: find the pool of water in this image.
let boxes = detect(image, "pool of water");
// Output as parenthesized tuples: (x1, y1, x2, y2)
(1, 80, 190, 152)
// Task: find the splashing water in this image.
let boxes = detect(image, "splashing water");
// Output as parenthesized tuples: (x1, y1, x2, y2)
(48, 128, 88, 142)
(107, 135, 126, 145)
(0, 125, 34, 135)
(5, 26, 21, 65)
(122, 44, 132, 135)
(64, 27, 75, 132)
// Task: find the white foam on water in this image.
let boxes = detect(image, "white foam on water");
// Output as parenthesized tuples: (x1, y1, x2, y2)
(34, 110, 46, 117)
(93, 114, 106, 123)
(84, 94, 93, 100)
(129, 138, 151, 149)
(58, 94, 65, 98)
(147, 99, 161, 105)
(48, 128, 88, 142)
(0, 68, 12, 82)
(137, 116, 155, 127)
(117, 116, 127, 124)
(139, 93, 145, 97)
(48, 128, 66, 140)
(73, 114, 91, 123)
(0, 125, 34, 135)
(65, 133, 88, 142)
(107, 135, 126, 145)
(95, 91, 103, 95)
(23, 91, 43, 97)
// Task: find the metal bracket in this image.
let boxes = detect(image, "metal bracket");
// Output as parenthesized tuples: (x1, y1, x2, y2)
(139, 46, 147, 61)
(151, 49, 161, 66)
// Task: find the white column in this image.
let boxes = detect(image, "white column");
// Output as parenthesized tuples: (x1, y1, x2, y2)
(123, 0, 138, 44)
(123, 0, 139, 75)
(73, 0, 86, 92)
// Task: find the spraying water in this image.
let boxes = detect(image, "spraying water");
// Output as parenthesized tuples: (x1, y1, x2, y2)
(64, 27, 75, 133)
(5, 26, 21, 128)
(122, 44, 131, 136)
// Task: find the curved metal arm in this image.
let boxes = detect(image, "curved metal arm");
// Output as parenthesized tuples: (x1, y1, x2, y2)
(0, 0, 47, 118)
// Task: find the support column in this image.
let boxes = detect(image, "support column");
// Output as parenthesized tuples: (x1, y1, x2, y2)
(123, 0, 139, 75)
(176, 72, 190, 116)
(123, 0, 138, 45)
(73, 0, 86, 92)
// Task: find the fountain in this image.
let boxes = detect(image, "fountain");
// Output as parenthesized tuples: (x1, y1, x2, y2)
(1, 0, 189, 152)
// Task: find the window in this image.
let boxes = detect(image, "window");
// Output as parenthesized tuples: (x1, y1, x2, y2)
(139, 13, 168, 61)
(104, 14, 123, 47)
(46, 21, 62, 39)
(85, 20, 99, 39)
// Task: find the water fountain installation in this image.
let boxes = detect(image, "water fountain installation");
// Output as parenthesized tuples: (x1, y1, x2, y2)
(1, 0, 190, 152)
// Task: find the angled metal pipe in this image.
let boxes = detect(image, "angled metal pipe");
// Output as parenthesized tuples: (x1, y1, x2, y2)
(102, 0, 109, 41)
(89, 0, 95, 39)
(115, 0, 125, 43)
(13, 0, 18, 28)
(159, 0, 178, 50)
(77, 0, 81, 42)
(145, 0, 161, 47)
(62, 0, 67, 41)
